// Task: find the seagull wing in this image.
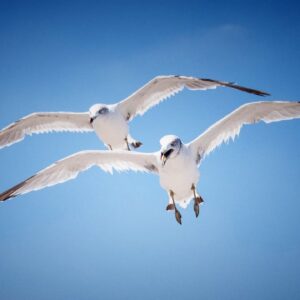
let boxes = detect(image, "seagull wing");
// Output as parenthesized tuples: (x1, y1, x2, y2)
(116, 75, 269, 121)
(188, 101, 300, 161)
(0, 150, 158, 201)
(0, 112, 93, 149)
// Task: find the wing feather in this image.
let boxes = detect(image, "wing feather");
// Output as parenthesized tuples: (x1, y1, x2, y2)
(116, 75, 269, 120)
(0, 112, 93, 149)
(0, 150, 158, 201)
(188, 101, 300, 160)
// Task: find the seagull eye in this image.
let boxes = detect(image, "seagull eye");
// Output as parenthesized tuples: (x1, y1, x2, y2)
(98, 108, 107, 114)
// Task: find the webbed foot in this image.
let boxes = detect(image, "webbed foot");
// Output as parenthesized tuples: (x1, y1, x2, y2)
(191, 184, 204, 218)
(175, 209, 182, 225)
(166, 203, 175, 210)
(169, 190, 182, 225)
(194, 202, 200, 218)
(131, 141, 143, 149)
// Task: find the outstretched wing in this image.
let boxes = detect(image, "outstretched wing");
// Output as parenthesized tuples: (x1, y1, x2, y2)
(116, 75, 269, 121)
(188, 101, 300, 161)
(0, 112, 93, 149)
(0, 150, 158, 201)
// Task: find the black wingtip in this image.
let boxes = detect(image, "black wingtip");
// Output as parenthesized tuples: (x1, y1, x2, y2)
(200, 78, 270, 97)
(0, 192, 15, 202)
(222, 82, 270, 97)
(0, 178, 29, 202)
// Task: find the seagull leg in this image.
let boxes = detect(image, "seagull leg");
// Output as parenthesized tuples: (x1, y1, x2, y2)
(169, 190, 182, 225)
(124, 137, 131, 151)
(108, 144, 112, 150)
(191, 184, 204, 218)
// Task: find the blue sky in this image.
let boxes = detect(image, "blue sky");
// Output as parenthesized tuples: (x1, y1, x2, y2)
(0, 1, 300, 299)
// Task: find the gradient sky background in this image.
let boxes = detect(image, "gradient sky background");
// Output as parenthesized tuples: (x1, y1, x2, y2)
(0, 1, 300, 299)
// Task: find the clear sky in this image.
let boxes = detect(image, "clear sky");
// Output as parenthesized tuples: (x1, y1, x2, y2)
(0, 1, 300, 299)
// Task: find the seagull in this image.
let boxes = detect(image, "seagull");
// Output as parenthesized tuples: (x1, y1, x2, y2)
(0, 75, 269, 151)
(2, 101, 298, 224)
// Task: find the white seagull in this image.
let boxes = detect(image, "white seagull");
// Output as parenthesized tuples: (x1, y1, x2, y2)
(1, 101, 298, 224)
(0, 75, 269, 151)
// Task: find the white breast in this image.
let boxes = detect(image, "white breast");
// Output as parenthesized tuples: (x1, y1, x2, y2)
(159, 146, 199, 207)
(93, 110, 129, 150)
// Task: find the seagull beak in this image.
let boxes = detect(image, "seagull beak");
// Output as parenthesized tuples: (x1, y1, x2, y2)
(90, 117, 95, 124)
(161, 148, 173, 166)
(161, 153, 167, 166)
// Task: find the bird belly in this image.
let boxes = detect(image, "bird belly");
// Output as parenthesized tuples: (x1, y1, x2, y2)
(159, 155, 199, 208)
(93, 113, 129, 150)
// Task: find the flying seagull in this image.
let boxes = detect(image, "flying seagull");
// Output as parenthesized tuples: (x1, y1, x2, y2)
(0, 75, 269, 151)
(2, 101, 298, 224)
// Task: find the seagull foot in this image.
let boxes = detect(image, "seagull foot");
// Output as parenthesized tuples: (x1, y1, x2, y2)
(194, 201, 200, 218)
(169, 190, 181, 224)
(131, 141, 143, 149)
(175, 209, 182, 225)
(195, 196, 204, 204)
(166, 203, 175, 211)
(194, 196, 203, 218)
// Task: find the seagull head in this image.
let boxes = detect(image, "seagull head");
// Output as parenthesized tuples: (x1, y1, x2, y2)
(89, 104, 110, 124)
(160, 135, 182, 166)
